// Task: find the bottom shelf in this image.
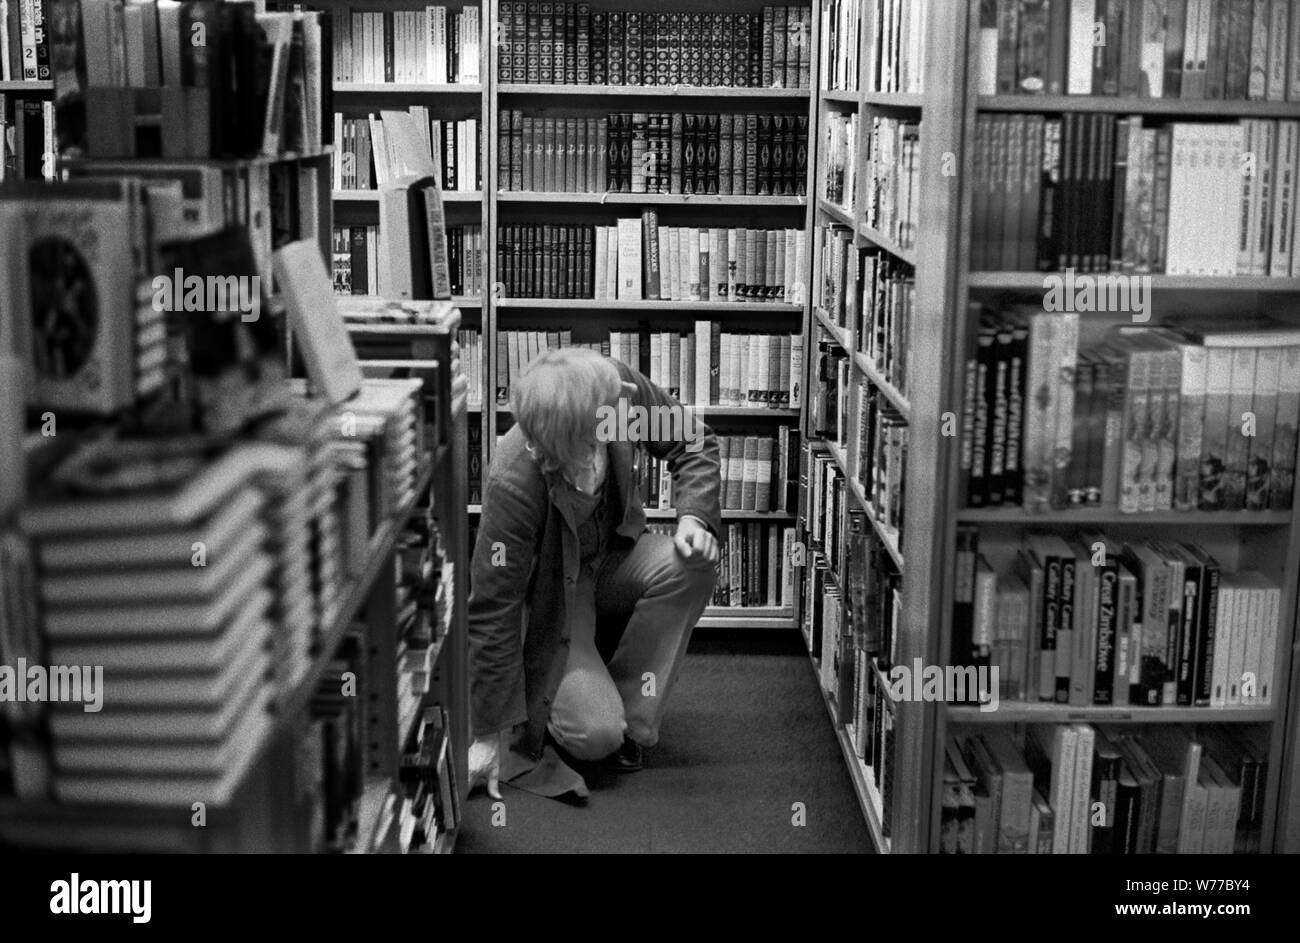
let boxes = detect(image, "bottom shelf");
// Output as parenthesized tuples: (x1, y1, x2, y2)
(808, 651, 891, 853)
(698, 607, 797, 629)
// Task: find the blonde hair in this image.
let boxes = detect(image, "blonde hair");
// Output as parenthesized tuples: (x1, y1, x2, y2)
(514, 347, 622, 474)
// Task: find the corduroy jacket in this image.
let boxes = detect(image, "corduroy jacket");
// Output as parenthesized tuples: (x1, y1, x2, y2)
(467, 358, 722, 778)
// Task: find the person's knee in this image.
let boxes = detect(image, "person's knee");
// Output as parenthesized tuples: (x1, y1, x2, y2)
(648, 546, 717, 600)
(554, 715, 626, 761)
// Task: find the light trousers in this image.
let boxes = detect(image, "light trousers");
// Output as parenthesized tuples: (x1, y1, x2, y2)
(545, 532, 716, 760)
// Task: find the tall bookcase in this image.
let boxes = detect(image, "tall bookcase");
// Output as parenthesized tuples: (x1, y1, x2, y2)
(328, 0, 823, 631)
(803, 0, 966, 853)
(805, 0, 1300, 854)
(928, 0, 1300, 856)
(0, 62, 471, 848)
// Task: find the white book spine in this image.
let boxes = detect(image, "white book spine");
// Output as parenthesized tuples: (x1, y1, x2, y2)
(1259, 585, 1279, 705)
(1270, 121, 1297, 275)
(1069, 723, 1094, 854)
(694, 320, 711, 406)
(1241, 586, 1264, 703)
(1226, 581, 1247, 704)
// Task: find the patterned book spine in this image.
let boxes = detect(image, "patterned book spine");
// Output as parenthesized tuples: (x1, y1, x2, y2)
(590, 10, 606, 84)
(576, 2, 589, 84)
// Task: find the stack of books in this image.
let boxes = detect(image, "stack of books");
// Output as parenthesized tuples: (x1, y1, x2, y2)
(333, 4, 481, 84)
(953, 527, 1282, 711)
(496, 3, 812, 88)
(973, 115, 1300, 276)
(943, 725, 1268, 854)
(960, 315, 1300, 514)
(19, 438, 276, 805)
(978, 0, 1300, 101)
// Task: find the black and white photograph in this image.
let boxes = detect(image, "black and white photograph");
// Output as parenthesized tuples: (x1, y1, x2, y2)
(0, 0, 1299, 902)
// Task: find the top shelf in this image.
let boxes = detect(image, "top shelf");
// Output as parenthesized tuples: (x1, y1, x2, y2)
(498, 83, 810, 99)
(978, 94, 1300, 118)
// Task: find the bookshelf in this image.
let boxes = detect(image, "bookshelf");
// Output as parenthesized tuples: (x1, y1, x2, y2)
(800, 0, 955, 853)
(0, 9, 472, 853)
(919, 0, 1300, 855)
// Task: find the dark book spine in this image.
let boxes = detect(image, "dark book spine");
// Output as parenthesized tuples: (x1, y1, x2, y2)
(538, 2, 553, 83)
(996, 0, 1020, 93)
(607, 11, 623, 84)
(564, 1, 577, 84)
(1093, 556, 1118, 704)
(576, 2, 589, 84)
(1164, 0, 1187, 97)
(590, 10, 606, 84)
(526, 1, 541, 83)
(498, 0, 515, 81)
(624, 11, 641, 86)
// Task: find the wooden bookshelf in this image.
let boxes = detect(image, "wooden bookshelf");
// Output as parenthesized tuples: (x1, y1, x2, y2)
(968, 272, 1300, 292)
(803, 0, 967, 853)
(978, 94, 1300, 118)
(917, 0, 1300, 855)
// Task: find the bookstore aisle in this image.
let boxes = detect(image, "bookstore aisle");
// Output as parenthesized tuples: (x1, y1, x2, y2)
(6, 0, 1300, 866)
(456, 631, 873, 854)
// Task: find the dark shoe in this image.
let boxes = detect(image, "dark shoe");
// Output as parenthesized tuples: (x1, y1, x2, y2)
(608, 737, 643, 773)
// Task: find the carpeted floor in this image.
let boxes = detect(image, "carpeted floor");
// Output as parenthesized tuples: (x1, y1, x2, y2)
(455, 630, 877, 854)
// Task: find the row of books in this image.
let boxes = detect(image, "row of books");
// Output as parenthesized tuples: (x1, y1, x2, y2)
(862, 116, 920, 252)
(0, 95, 53, 181)
(496, 3, 813, 88)
(819, 0, 862, 92)
(332, 5, 480, 85)
(493, 327, 804, 414)
(332, 223, 483, 298)
(397, 705, 460, 853)
(309, 648, 363, 851)
(820, 229, 914, 397)
(944, 725, 1268, 854)
(499, 111, 810, 197)
(810, 377, 907, 548)
(807, 518, 901, 813)
(955, 527, 1282, 709)
(457, 329, 484, 410)
(637, 429, 799, 516)
(979, 0, 1300, 101)
(0, 0, 47, 81)
(495, 219, 807, 304)
(961, 314, 1300, 513)
(973, 114, 1300, 277)
(822, 111, 856, 209)
(863, 0, 926, 94)
(52, 0, 328, 160)
(333, 110, 481, 192)
(644, 521, 798, 609)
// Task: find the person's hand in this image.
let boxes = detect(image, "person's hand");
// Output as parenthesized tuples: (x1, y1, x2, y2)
(468, 731, 503, 799)
(674, 516, 720, 570)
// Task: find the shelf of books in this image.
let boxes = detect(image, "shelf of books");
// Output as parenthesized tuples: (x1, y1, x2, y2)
(322, 0, 491, 517)
(802, 0, 954, 853)
(925, 0, 1300, 855)
(0, 1, 470, 854)
(1, 12, 54, 187)
(476, 0, 818, 625)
